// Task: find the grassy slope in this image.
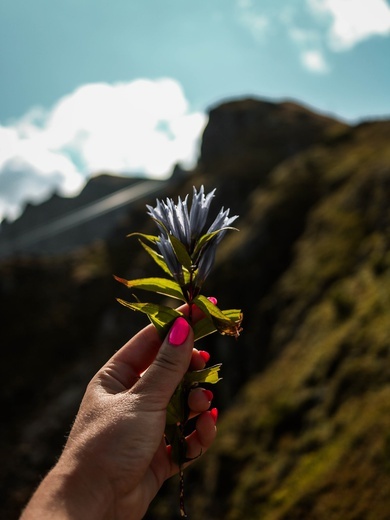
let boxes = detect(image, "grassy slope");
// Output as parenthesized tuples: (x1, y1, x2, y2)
(180, 120, 390, 519)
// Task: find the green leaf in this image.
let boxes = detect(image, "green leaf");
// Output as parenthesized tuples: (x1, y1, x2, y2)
(138, 240, 172, 277)
(114, 276, 185, 301)
(223, 308, 243, 321)
(169, 234, 193, 271)
(165, 365, 223, 467)
(165, 423, 188, 466)
(127, 232, 159, 243)
(183, 364, 222, 386)
(166, 382, 187, 425)
(116, 299, 182, 338)
(193, 316, 218, 341)
(192, 227, 238, 259)
(193, 295, 243, 337)
(193, 295, 232, 323)
(182, 267, 191, 285)
(166, 365, 222, 426)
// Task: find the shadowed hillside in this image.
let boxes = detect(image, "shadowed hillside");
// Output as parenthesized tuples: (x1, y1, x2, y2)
(2, 97, 390, 519)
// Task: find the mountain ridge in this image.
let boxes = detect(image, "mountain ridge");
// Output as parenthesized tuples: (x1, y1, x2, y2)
(2, 97, 390, 519)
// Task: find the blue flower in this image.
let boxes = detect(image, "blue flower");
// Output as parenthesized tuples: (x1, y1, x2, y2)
(156, 235, 185, 286)
(147, 186, 238, 290)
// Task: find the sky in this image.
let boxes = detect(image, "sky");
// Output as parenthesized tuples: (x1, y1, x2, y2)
(1, 0, 390, 221)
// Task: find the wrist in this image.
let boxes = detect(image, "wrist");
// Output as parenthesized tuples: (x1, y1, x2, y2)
(21, 455, 113, 520)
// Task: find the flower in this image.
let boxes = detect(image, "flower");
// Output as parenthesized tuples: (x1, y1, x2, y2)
(156, 234, 185, 286)
(147, 186, 238, 292)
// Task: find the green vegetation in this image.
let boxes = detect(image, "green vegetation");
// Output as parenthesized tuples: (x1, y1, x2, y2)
(3, 100, 390, 519)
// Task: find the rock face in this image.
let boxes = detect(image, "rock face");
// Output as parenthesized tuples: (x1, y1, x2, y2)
(2, 98, 390, 520)
(200, 98, 347, 176)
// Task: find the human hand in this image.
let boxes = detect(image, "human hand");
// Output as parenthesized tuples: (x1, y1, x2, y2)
(21, 308, 217, 520)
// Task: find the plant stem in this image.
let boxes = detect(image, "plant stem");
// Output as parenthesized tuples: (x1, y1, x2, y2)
(179, 266, 196, 518)
(188, 266, 196, 322)
(179, 466, 187, 518)
(179, 423, 188, 518)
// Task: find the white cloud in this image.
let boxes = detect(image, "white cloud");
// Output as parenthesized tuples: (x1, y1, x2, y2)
(301, 49, 330, 73)
(237, 1, 330, 74)
(0, 78, 207, 221)
(308, 0, 390, 50)
(0, 124, 84, 220)
(236, 0, 390, 76)
(283, 10, 330, 74)
(235, 0, 270, 41)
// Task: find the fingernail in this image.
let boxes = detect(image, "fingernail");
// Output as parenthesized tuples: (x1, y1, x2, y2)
(203, 389, 214, 402)
(168, 317, 190, 346)
(199, 350, 210, 363)
(210, 407, 218, 424)
(207, 296, 218, 305)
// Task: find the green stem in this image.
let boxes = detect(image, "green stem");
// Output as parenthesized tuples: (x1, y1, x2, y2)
(188, 266, 196, 322)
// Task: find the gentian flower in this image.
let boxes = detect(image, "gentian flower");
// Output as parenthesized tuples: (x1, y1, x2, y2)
(155, 235, 184, 286)
(147, 186, 238, 293)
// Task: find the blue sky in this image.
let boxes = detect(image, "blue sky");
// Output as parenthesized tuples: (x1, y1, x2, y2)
(1, 0, 390, 220)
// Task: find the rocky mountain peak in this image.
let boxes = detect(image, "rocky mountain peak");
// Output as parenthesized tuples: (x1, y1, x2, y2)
(200, 97, 348, 176)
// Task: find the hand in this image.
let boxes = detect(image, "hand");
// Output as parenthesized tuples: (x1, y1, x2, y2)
(21, 309, 217, 520)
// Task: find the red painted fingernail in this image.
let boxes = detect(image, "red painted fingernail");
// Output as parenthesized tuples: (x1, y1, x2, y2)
(210, 407, 218, 424)
(207, 296, 218, 305)
(168, 317, 190, 346)
(199, 350, 210, 363)
(203, 389, 214, 402)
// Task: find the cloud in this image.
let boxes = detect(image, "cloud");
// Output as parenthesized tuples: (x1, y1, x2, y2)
(235, 0, 270, 41)
(0, 78, 207, 221)
(0, 125, 84, 220)
(301, 49, 330, 73)
(286, 0, 390, 73)
(287, 24, 330, 73)
(236, 1, 330, 74)
(308, 0, 390, 51)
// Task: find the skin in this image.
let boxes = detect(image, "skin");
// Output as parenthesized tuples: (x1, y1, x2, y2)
(21, 306, 216, 520)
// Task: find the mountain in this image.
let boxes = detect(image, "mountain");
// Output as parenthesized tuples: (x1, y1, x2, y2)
(0, 173, 168, 257)
(2, 97, 390, 519)
(173, 115, 390, 520)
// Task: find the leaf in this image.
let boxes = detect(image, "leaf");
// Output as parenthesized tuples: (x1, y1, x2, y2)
(114, 276, 185, 301)
(193, 294, 233, 324)
(116, 299, 182, 338)
(193, 316, 218, 341)
(138, 240, 172, 277)
(165, 423, 188, 466)
(169, 234, 193, 271)
(166, 382, 187, 425)
(127, 232, 159, 243)
(165, 365, 223, 466)
(223, 308, 243, 320)
(192, 227, 239, 259)
(183, 364, 222, 386)
(193, 295, 243, 338)
(218, 308, 243, 337)
(166, 365, 222, 426)
(182, 266, 191, 285)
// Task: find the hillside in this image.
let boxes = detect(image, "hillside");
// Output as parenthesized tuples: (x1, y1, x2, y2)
(170, 117, 390, 520)
(2, 98, 390, 519)
(0, 174, 166, 257)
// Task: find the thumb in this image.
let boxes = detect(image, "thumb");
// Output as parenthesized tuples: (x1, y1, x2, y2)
(132, 317, 194, 407)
